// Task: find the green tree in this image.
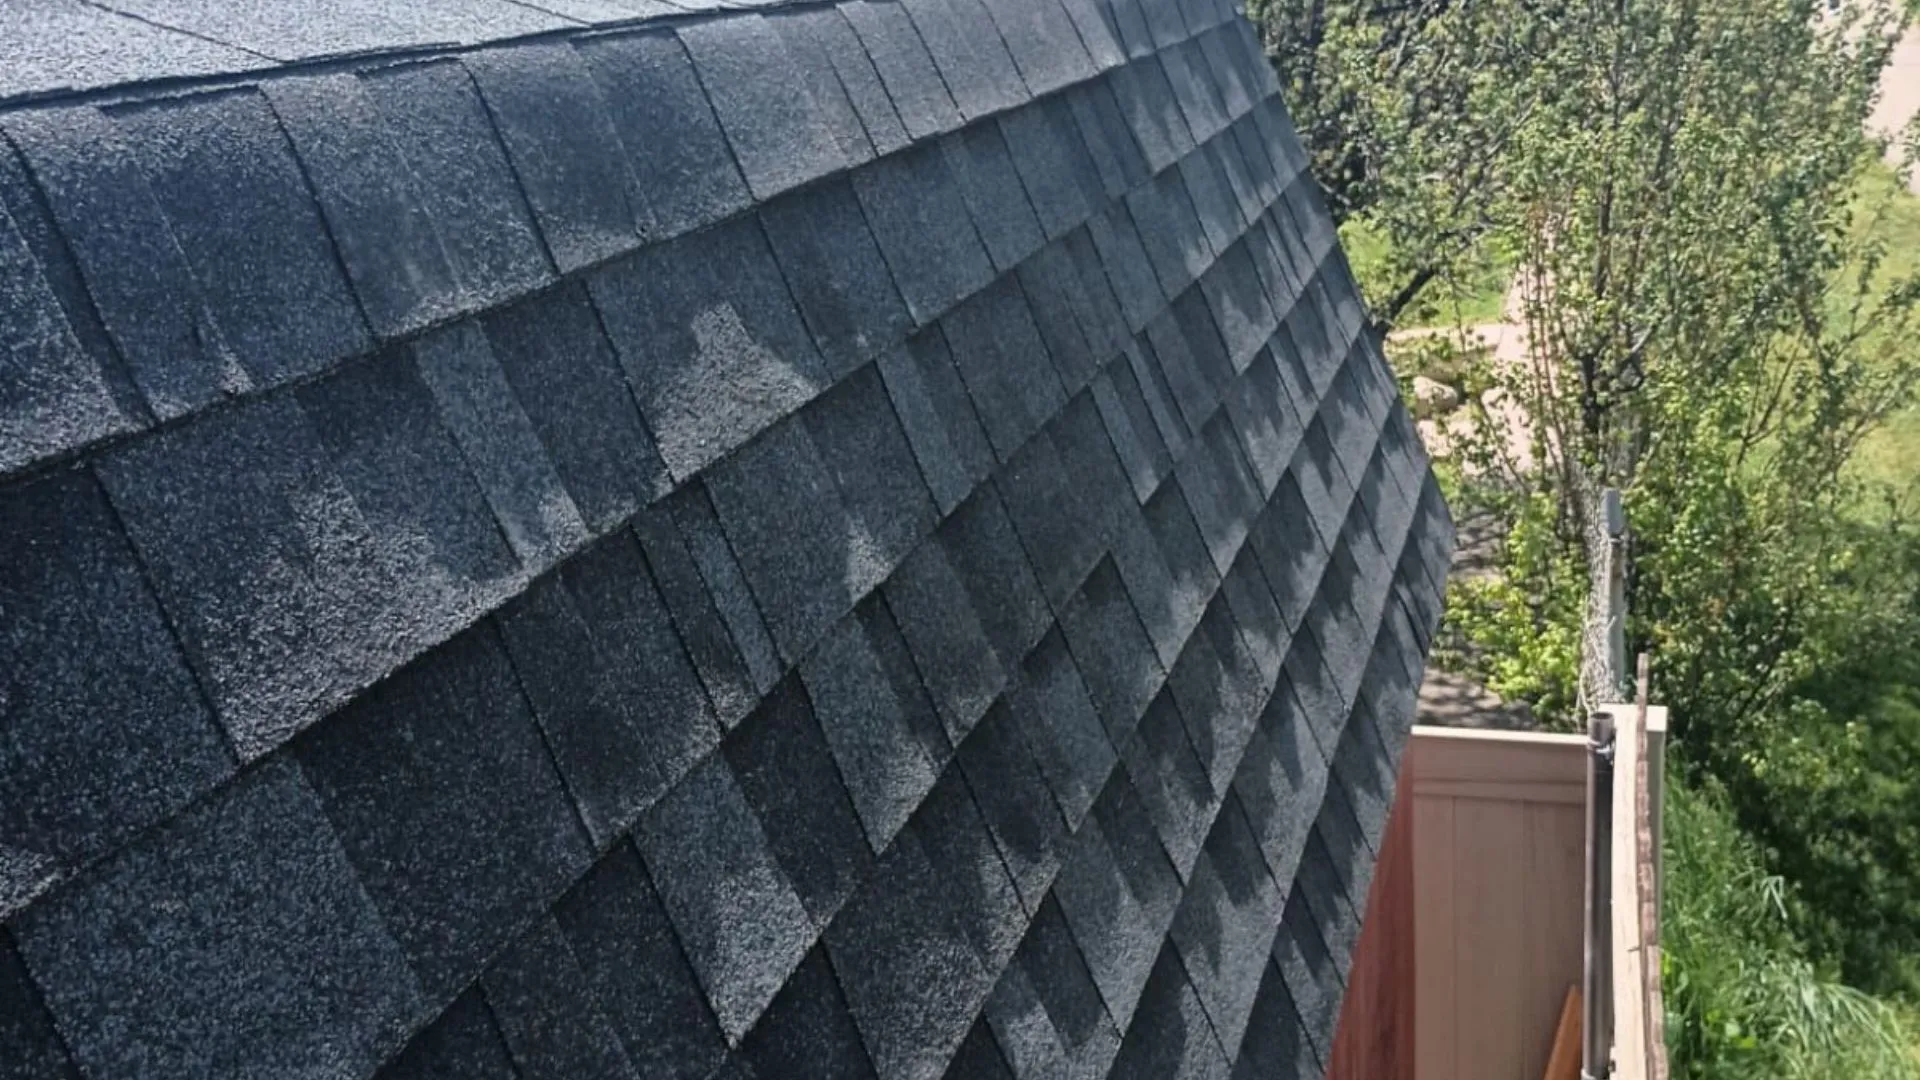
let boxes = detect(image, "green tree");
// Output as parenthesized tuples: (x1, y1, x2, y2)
(1258, 0, 1920, 999)
(1251, 0, 1549, 328)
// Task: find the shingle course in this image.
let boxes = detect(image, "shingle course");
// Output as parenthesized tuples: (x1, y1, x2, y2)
(3, 105, 247, 422)
(113, 89, 372, 386)
(0, 470, 234, 917)
(592, 29, 764, 243)
(464, 42, 646, 273)
(14, 760, 424, 1080)
(553, 842, 730, 1078)
(293, 625, 592, 1001)
(682, 15, 851, 202)
(0, 7, 1451, 1079)
(483, 916, 641, 1080)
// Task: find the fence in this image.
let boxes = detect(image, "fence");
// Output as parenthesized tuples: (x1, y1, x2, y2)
(1407, 726, 1591, 1080)
(1330, 710, 1669, 1080)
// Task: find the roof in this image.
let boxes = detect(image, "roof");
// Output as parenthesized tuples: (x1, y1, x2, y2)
(0, 0, 1455, 1077)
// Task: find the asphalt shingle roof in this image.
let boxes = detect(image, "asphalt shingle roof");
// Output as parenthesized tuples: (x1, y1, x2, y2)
(0, 0, 1453, 1076)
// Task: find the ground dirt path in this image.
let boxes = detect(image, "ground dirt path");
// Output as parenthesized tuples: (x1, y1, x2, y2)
(1872, 29, 1920, 193)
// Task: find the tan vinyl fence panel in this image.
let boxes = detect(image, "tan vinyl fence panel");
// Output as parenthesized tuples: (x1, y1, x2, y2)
(1410, 727, 1589, 1080)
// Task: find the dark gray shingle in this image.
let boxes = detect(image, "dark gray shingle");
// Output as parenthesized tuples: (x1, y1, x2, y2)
(1105, 59, 1195, 175)
(942, 122, 1048, 274)
(295, 353, 522, 614)
(554, 843, 729, 1078)
(2, 106, 246, 422)
(463, 43, 645, 273)
(998, 97, 1106, 241)
(855, 141, 998, 326)
(839, 0, 963, 141)
(775, 7, 913, 157)
(668, 483, 786, 696)
(761, 177, 914, 378)
(1092, 355, 1176, 502)
(903, 0, 1027, 121)
(631, 501, 760, 729)
(483, 916, 640, 1080)
(112, 89, 372, 384)
(940, 277, 1066, 460)
(360, 59, 557, 307)
(877, 329, 997, 514)
(590, 217, 827, 483)
(1018, 242, 1103, 396)
(742, 945, 881, 1078)
(956, 700, 1070, 914)
(0, 929, 77, 1079)
(1060, 557, 1167, 745)
(704, 414, 862, 665)
(1159, 39, 1230, 144)
(681, 15, 850, 202)
(885, 535, 1008, 744)
(724, 677, 877, 926)
(0, 469, 233, 918)
(1087, 207, 1169, 334)
(909, 768, 1026, 972)
(635, 755, 814, 1044)
(985, 964, 1072, 1080)
(1067, 78, 1153, 200)
(14, 760, 423, 1080)
(1008, 629, 1118, 831)
(1060, 0, 1128, 71)
(376, 989, 518, 1080)
(265, 74, 463, 339)
(96, 396, 409, 757)
(1128, 169, 1216, 300)
(1107, 948, 1231, 1080)
(585, 29, 759, 240)
(412, 321, 589, 574)
(977, 0, 1098, 95)
(1016, 896, 1119, 1072)
(826, 831, 993, 1080)
(294, 626, 591, 1000)
(482, 281, 669, 529)
(936, 481, 1053, 670)
(802, 609, 943, 852)
(1120, 690, 1217, 882)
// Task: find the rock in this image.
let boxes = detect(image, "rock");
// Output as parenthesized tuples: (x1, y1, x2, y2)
(1411, 375, 1462, 417)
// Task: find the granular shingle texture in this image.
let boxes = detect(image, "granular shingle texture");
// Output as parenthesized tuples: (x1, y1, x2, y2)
(0, 2, 1452, 1077)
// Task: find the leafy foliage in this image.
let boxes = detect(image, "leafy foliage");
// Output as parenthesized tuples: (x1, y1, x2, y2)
(1435, 489, 1585, 715)
(1255, 0, 1920, 1036)
(1664, 776, 1920, 1079)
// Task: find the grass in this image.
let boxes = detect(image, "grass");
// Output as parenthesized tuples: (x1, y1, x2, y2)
(1664, 775, 1920, 1079)
(1338, 216, 1514, 330)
